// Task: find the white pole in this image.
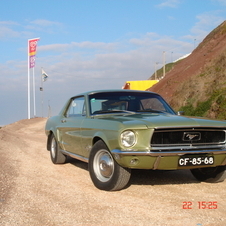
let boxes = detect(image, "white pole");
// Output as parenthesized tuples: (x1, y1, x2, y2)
(41, 68, 44, 117)
(28, 37, 40, 119)
(33, 67, 36, 117)
(28, 40, 30, 119)
(48, 100, 51, 118)
(163, 51, 166, 78)
(155, 62, 158, 80)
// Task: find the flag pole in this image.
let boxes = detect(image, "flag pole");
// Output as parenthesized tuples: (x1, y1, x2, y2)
(28, 40, 31, 119)
(33, 67, 36, 117)
(28, 37, 40, 119)
(40, 68, 48, 117)
(41, 67, 44, 117)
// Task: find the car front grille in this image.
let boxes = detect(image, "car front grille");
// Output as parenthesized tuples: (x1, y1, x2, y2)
(150, 128, 226, 150)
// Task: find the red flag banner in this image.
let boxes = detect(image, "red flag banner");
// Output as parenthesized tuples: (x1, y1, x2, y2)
(29, 38, 40, 68)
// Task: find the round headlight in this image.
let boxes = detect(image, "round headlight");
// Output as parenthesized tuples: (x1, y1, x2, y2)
(120, 130, 136, 147)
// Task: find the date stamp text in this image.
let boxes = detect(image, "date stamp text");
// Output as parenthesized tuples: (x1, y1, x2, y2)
(182, 201, 218, 209)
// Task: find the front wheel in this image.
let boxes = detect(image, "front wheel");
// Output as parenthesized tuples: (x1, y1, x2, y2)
(88, 140, 131, 191)
(191, 165, 226, 183)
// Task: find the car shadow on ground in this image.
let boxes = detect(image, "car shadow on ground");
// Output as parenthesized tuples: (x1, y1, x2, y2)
(129, 169, 199, 186)
(67, 157, 199, 186)
(66, 156, 88, 170)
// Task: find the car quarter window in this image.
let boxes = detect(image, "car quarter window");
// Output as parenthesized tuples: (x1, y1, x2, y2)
(66, 96, 86, 117)
(140, 97, 165, 111)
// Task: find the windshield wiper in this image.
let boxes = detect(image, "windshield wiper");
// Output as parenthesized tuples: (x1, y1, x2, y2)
(137, 109, 165, 113)
(93, 110, 135, 114)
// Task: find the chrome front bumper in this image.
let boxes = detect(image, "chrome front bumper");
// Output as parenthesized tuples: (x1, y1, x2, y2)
(111, 149, 226, 170)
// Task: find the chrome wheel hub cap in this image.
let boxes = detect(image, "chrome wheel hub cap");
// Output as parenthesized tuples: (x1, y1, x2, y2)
(94, 149, 114, 182)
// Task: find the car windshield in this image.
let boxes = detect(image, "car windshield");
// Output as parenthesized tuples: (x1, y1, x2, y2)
(89, 91, 175, 115)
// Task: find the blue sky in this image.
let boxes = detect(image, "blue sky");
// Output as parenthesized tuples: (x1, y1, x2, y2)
(0, 0, 225, 125)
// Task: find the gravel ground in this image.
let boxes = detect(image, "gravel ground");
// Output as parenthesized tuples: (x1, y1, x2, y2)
(0, 117, 225, 226)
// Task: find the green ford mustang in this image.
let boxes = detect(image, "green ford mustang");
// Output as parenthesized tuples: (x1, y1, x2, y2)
(45, 89, 226, 191)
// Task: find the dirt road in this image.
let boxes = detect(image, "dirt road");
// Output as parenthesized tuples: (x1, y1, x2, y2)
(0, 118, 225, 226)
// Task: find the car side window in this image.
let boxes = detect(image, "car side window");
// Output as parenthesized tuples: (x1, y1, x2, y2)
(66, 96, 86, 117)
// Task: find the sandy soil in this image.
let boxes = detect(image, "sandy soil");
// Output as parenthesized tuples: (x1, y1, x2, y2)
(0, 117, 225, 226)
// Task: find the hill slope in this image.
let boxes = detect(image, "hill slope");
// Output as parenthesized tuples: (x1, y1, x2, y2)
(149, 21, 226, 119)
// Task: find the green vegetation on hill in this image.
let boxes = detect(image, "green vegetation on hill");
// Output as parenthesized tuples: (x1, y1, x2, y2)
(150, 62, 176, 80)
(179, 89, 226, 119)
(177, 51, 226, 119)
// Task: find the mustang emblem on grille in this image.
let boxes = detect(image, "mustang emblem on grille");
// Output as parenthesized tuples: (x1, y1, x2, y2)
(183, 132, 201, 141)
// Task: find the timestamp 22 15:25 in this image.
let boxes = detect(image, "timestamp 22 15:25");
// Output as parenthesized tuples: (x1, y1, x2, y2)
(182, 201, 218, 209)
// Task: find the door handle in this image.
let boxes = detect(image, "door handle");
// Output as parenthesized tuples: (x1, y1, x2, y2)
(61, 119, 66, 123)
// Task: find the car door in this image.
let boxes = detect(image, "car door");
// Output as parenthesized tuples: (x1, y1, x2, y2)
(59, 96, 85, 156)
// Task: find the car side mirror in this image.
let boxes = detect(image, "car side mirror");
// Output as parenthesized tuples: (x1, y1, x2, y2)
(177, 111, 184, 116)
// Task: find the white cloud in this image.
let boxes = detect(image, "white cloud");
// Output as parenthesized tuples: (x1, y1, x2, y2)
(38, 43, 71, 52)
(129, 32, 160, 46)
(30, 19, 62, 27)
(183, 12, 225, 41)
(0, 21, 19, 26)
(34, 35, 192, 94)
(129, 33, 192, 61)
(0, 21, 20, 39)
(0, 19, 63, 40)
(24, 19, 64, 35)
(71, 41, 118, 50)
(0, 26, 20, 38)
(212, 0, 226, 5)
(38, 41, 118, 52)
(156, 0, 181, 8)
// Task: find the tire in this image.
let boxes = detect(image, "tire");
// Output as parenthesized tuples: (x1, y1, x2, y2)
(50, 134, 67, 164)
(191, 165, 226, 183)
(88, 140, 131, 191)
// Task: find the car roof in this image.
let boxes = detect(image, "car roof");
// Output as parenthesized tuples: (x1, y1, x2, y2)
(72, 89, 158, 98)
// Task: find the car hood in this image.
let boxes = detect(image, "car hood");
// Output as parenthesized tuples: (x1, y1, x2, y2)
(95, 113, 226, 129)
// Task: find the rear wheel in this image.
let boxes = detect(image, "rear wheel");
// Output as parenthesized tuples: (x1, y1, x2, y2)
(88, 140, 131, 191)
(191, 165, 226, 183)
(50, 134, 66, 164)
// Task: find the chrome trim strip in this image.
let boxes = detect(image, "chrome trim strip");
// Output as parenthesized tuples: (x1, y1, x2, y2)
(154, 126, 226, 130)
(151, 144, 225, 150)
(60, 149, 89, 163)
(112, 149, 226, 157)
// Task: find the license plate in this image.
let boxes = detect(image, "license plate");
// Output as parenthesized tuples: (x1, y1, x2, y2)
(178, 156, 214, 166)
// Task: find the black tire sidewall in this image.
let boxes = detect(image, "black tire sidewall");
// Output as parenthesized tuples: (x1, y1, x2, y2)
(50, 134, 66, 164)
(50, 134, 57, 164)
(88, 140, 126, 191)
(191, 165, 226, 182)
